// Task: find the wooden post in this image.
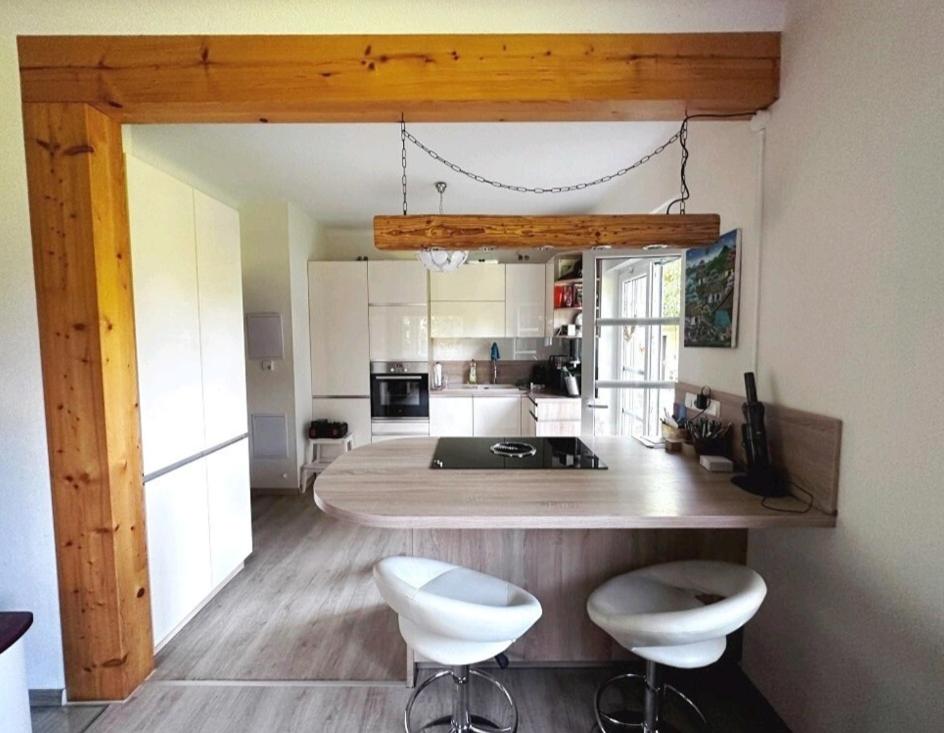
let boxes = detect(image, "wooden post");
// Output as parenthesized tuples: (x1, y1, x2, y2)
(23, 102, 153, 701)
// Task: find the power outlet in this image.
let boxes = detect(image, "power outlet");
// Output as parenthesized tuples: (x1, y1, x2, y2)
(684, 392, 721, 418)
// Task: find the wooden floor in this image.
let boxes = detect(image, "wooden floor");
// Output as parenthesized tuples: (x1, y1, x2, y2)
(152, 495, 410, 681)
(34, 497, 788, 732)
(36, 665, 788, 733)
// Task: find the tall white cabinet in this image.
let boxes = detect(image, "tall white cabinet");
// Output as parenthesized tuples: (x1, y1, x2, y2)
(309, 262, 371, 447)
(127, 156, 252, 648)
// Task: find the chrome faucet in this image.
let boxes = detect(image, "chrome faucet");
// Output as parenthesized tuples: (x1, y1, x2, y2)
(489, 341, 500, 384)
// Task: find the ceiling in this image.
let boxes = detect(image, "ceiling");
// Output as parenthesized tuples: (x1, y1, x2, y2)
(127, 122, 682, 228)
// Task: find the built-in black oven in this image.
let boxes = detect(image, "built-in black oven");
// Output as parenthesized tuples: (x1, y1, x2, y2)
(370, 362, 429, 419)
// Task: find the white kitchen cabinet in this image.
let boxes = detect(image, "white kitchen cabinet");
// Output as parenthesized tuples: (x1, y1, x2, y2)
(430, 397, 474, 437)
(473, 397, 521, 437)
(309, 262, 370, 396)
(369, 305, 429, 361)
(368, 261, 428, 304)
(430, 301, 505, 338)
(430, 263, 505, 301)
(505, 264, 546, 337)
(206, 438, 252, 587)
(535, 419, 581, 437)
(145, 460, 212, 645)
(127, 156, 206, 476)
(520, 397, 537, 437)
(312, 397, 372, 449)
(194, 190, 248, 447)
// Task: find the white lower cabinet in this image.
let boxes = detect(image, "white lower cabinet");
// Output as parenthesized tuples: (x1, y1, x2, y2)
(430, 397, 474, 437)
(520, 397, 537, 437)
(472, 397, 521, 437)
(535, 420, 581, 437)
(145, 460, 213, 646)
(206, 439, 252, 587)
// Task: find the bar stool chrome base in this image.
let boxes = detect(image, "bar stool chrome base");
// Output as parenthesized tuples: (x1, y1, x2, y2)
(594, 661, 708, 733)
(405, 666, 518, 733)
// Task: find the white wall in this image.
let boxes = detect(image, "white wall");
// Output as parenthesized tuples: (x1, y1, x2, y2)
(741, 2, 944, 731)
(594, 122, 762, 395)
(288, 203, 327, 473)
(0, 0, 782, 695)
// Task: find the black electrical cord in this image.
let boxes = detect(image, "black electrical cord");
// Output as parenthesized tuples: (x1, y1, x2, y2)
(761, 482, 815, 514)
(665, 110, 766, 214)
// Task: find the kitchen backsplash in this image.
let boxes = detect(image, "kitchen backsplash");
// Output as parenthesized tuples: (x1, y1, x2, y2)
(435, 360, 537, 387)
(431, 338, 565, 362)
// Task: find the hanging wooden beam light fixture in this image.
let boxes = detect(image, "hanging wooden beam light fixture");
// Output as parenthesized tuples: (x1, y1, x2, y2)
(374, 213, 720, 251)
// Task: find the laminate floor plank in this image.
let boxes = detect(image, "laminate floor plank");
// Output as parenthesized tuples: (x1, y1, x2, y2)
(152, 496, 410, 681)
(30, 705, 105, 733)
(88, 666, 788, 733)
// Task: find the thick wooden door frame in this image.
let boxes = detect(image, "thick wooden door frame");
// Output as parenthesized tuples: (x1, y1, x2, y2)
(17, 33, 779, 701)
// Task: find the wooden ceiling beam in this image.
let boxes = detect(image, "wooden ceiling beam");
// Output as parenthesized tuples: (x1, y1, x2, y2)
(374, 214, 720, 251)
(18, 33, 779, 123)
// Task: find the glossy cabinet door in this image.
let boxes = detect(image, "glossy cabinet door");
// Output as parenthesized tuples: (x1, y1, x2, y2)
(127, 156, 205, 475)
(145, 460, 212, 645)
(309, 262, 370, 396)
(368, 260, 428, 304)
(430, 397, 474, 437)
(206, 438, 252, 587)
(369, 305, 429, 361)
(311, 397, 372, 449)
(520, 397, 537, 437)
(505, 264, 546, 337)
(430, 301, 505, 338)
(430, 263, 505, 301)
(194, 190, 248, 447)
(473, 397, 522, 437)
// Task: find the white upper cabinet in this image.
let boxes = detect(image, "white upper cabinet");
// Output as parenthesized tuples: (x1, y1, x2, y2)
(309, 262, 370, 396)
(430, 263, 505, 301)
(369, 305, 429, 361)
(505, 264, 547, 338)
(127, 157, 205, 475)
(194, 190, 248, 446)
(430, 301, 505, 339)
(368, 261, 428, 304)
(472, 396, 522, 437)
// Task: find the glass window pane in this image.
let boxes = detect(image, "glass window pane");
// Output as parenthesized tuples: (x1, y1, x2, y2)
(596, 324, 679, 384)
(592, 386, 676, 440)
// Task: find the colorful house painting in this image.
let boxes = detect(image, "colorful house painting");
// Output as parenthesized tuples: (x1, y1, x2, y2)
(684, 229, 741, 348)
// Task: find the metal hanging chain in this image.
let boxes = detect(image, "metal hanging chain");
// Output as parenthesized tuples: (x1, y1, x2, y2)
(400, 124, 681, 195)
(401, 116, 409, 215)
(399, 109, 760, 212)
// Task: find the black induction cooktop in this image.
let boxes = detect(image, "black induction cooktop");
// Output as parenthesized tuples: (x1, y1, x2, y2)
(430, 438, 607, 470)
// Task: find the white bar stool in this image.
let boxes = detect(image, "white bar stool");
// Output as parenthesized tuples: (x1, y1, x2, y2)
(299, 432, 354, 493)
(374, 556, 543, 733)
(587, 561, 767, 733)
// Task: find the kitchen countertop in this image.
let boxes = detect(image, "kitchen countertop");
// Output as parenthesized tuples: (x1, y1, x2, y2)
(313, 437, 836, 530)
(430, 385, 579, 400)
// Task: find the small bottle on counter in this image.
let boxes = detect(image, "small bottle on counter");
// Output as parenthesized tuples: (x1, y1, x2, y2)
(468, 359, 478, 384)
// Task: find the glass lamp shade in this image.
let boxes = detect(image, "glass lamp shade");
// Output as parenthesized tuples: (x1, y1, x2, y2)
(416, 248, 469, 272)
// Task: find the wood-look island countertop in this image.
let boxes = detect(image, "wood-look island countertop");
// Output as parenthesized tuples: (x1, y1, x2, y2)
(313, 437, 836, 529)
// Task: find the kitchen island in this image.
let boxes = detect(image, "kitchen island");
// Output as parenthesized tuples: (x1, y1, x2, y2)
(313, 437, 835, 665)
(314, 436, 835, 529)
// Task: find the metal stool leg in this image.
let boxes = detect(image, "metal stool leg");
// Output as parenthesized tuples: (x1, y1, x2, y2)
(593, 661, 709, 733)
(404, 666, 518, 733)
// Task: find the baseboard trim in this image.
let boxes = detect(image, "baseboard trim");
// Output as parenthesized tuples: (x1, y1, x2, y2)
(29, 688, 65, 706)
(251, 487, 301, 496)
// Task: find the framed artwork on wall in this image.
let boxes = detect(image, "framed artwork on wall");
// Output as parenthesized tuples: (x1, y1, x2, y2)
(683, 229, 741, 348)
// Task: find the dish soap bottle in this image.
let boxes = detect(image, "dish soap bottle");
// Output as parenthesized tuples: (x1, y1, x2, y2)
(468, 359, 478, 385)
